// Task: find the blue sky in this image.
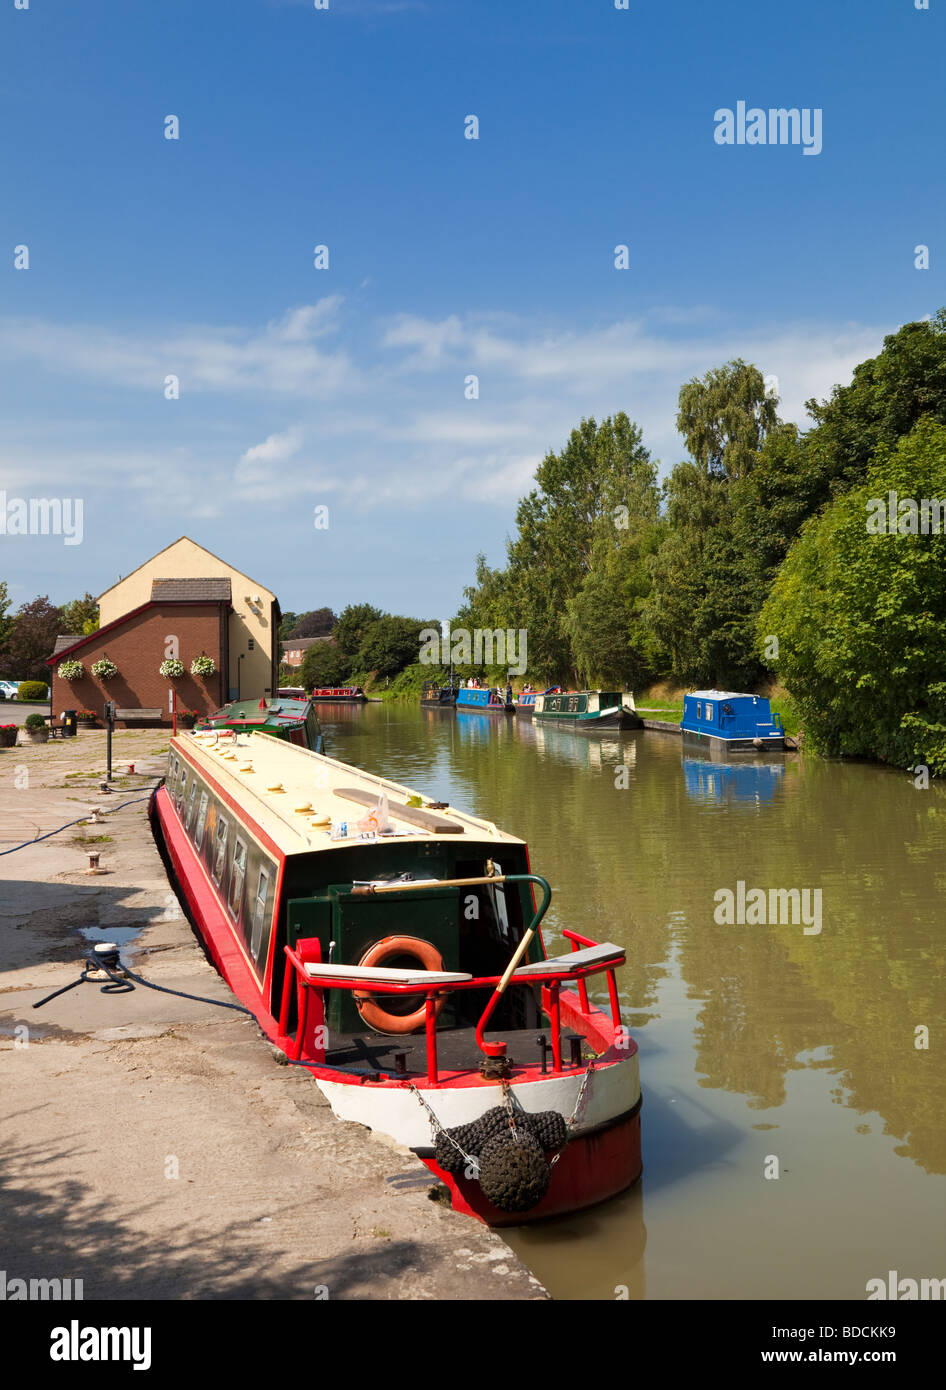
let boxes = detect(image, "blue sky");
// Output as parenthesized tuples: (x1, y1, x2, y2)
(1, 0, 943, 621)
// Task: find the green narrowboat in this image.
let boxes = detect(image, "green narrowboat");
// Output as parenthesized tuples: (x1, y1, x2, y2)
(532, 690, 641, 732)
(197, 696, 324, 753)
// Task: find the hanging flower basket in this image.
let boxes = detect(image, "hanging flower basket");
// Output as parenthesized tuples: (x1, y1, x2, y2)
(159, 658, 186, 678)
(58, 659, 85, 681)
(190, 654, 216, 677)
(91, 657, 118, 681)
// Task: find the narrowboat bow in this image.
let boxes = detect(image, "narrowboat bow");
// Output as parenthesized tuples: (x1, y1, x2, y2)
(150, 732, 642, 1225)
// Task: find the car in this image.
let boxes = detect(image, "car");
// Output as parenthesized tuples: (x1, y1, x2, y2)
(0, 680, 19, 699)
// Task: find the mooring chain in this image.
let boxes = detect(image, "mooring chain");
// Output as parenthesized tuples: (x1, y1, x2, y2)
(408, 1083, 479, 1171)
(499, 1077, 522, 1142)
(567, 1058, 596, 1131)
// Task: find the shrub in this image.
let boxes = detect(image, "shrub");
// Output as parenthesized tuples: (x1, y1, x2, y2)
(56, 661, 84, 682)
(190, 654, 216, 676)
(91, 657, 118, 680)
(25, 713, 46, 730)
(19, 679, 51, 700)
(159, 658, 185, 678)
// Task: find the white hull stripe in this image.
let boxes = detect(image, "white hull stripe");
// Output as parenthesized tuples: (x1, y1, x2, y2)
(315, 1054, 641, 1150)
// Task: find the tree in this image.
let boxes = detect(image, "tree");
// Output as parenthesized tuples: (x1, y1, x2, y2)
(278, 612, 301, 642)
(59, 592, 99, 636)
(3, 596, 62, 682)
(334, 604, 382, 660)
(499, 414, 660, 682)
(287, 608, 336, 638)
(299, 641, 351, 689)
(676, 359, 779, 481)
(0, 580, 12, 655)
(355, 616, 430, 679)
(759, 417, 946, 771)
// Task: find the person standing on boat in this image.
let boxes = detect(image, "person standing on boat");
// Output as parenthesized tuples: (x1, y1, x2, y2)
(506, 681, 513, 705)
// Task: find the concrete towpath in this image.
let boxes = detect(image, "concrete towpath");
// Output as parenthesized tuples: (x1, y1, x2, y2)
(0, 730, 547, 1300)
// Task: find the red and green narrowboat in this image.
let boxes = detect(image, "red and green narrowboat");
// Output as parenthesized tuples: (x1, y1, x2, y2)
(197, 696, 324, 753)
(150, 732, 642, 1226)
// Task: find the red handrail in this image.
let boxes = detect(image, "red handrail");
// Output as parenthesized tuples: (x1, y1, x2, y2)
(279, 942, 625, 1082)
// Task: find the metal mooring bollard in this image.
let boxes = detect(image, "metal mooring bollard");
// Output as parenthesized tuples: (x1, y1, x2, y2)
(85, 852, 103, 875)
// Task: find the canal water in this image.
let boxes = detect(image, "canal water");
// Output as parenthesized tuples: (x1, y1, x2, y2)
(320, 702, 946, 1301)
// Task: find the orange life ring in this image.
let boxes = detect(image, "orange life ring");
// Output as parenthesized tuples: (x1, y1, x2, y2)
(353, 935, 446, 1035)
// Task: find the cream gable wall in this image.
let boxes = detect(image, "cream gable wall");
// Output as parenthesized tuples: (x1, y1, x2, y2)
(98, 537, 278, 699)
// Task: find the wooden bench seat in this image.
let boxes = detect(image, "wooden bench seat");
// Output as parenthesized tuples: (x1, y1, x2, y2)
(303, 963, 473, 985)
(512, 943, 624, 977)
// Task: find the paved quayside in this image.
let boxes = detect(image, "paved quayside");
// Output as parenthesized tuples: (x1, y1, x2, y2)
(0, 732, 546, 1300)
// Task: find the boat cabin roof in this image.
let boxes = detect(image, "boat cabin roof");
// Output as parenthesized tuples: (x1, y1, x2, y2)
(687, 690, 764, 703)
(172, 730, 521, 856)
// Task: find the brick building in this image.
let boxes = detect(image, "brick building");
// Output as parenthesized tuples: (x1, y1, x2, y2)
(47, 539, 281, 728)
(280, 635, 333, 669)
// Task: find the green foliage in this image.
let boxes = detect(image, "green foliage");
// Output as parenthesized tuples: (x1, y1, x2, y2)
(59, 593, 99, 635)
(459, 414, 662, 685)
(333, 604, 383, 660)
(354, 616, 430, 679)
(18, 680, 49, 702)
(676, 358, 779, 480)
(25, 712, 47, 729)
(760, 418, 946, 772)
(287, 608, 336, 639)
(299, 640, 352, 689)
(3, 596, 62, 682)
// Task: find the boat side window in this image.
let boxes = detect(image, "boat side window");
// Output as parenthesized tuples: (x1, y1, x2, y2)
(177, 770, 187, 809)
(250, 868, 270, 958)
(212, 817, 229, 885)
(194, 791, 209, 848)
(169, 757, 179, 792)
(228, 839, 247, 921)
(705, 702, 713, 721)
(185, 779, 198, 829)
(696, 702, 702, 719)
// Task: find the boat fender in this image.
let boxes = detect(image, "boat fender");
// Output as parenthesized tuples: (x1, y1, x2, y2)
(353, 936, 447, 1034)
(477, 1132, 551, 1213)
(435, 1106, 566, 1176)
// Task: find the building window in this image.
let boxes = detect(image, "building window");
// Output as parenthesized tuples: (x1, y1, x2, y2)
(229, 839, 247, 921)
(248, 638, 255, 651)
(212, 816, 229, 885)
(194, 791, 209, 848)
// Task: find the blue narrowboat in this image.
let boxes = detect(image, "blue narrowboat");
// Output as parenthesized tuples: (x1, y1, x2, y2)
(455, 686, 514, 714)
(680, 690, 785, 750)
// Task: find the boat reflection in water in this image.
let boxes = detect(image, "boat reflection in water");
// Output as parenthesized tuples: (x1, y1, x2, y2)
(683, 753, 786, 805)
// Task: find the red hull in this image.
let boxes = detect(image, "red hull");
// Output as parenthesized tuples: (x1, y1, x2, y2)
(420, 1108, 642, 1226)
